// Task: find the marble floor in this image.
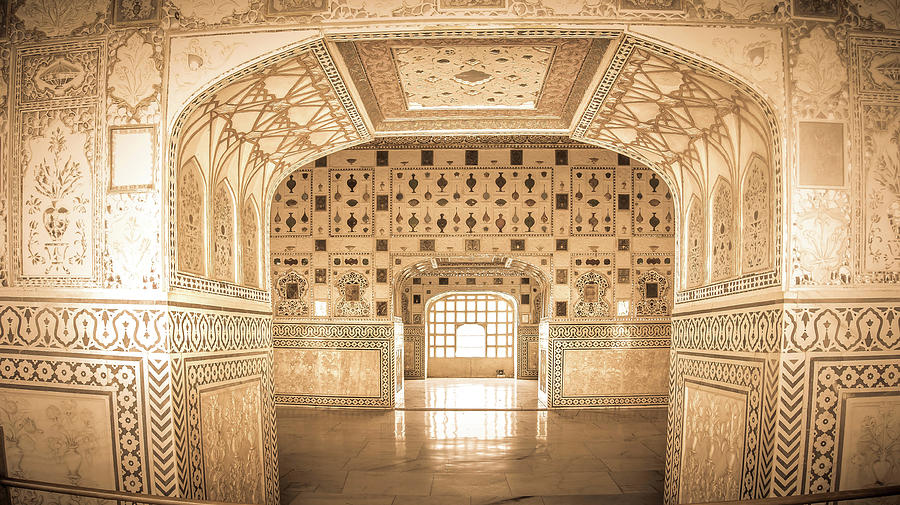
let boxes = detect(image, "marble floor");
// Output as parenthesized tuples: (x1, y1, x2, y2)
(398, 378, 543, 410)
(277, 379, 666, 505)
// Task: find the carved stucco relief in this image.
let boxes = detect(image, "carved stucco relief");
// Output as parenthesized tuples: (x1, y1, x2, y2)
(742, 156, 770, 273)
(242, 199, 260, 288)
(178, 161, 205, 276)
(711, 180, 735, 282)
(679, 383, 746, 503)
(686, 198, 706, 288)
(213, 183, 236, 282)
(862, 104, 900, 276)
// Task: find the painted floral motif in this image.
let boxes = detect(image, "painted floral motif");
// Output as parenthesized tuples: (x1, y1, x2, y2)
(848, 405, 900, 488)
(15, 0, 107, 37)
(863, 105, 900, 275)
(573, 271, 610, 317)
(0, 396, 42, 477)
(711, 181, 734, 282)
(23, 119, 90, 277)
(0, 392, 112, 505)
(178, 163, 204, 275)
(679, 385, 746, 503)
(742, 158, 770, 272)
(109, 32, 161, 110)
(686, 198, 706, 288)
(793, 28, 846, 117)
(792, 190, 851, 285)
(242, 199, 259, 288)
(213, 183, 235, 282)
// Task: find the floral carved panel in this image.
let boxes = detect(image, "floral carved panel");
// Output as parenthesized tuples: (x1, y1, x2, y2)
(241, 199, 259, 288)
(108, 31, 161, 115)
(679, 382, 747, 503)
(212, 183, 235, 282)
(711, 181, 735, 282)
(199, 379, 265, 504)
(18, 108, 96, 282)
(742, 156, 770, 273)
(686, 198, 706, 288)
(13, 0, 108, 38)
(178, 162, 204, 276)
(862, 104, 900, 278)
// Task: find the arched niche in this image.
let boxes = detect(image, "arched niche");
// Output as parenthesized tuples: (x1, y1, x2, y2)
(168, 31, 782, 303)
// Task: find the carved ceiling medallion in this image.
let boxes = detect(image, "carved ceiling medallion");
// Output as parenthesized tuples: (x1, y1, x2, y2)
(336, 36, 611, 132)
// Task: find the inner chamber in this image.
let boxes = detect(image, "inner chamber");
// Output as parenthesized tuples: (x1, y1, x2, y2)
(269, 139, 675, 409)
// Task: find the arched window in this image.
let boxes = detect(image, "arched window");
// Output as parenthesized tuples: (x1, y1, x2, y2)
(427, 293, 515, 359)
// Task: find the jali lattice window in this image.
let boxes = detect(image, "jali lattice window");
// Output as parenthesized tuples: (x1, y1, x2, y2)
(427, 293, 515, 359)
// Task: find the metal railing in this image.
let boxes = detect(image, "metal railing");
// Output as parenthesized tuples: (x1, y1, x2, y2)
(2, 428, 899, 505)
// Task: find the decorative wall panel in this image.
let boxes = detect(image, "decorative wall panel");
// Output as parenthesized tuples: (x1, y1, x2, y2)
(329, 168, 373, 237)
(391, 167, 554, 236)
(678, 382, 747, 503)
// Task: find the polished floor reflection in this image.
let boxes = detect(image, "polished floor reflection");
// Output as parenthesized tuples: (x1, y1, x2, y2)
(398, 378, 542, 409)
(278, 380, 666, 505)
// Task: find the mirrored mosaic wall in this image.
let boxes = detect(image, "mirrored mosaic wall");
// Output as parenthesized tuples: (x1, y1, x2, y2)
(270, 144, 677, 324)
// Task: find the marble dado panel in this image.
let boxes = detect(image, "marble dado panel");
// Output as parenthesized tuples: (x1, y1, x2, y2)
(1, 388, 117, 502)
(678, 381, 747, 504)
(547, 337, 670, 408)
(198, 378, 266, 504)
(0, 353, 149, 496)
(518, 324, 540, 379)
(403, 324, 425, 379)
(273, 334, 395, 407)
(665, 353, 768, 505)
(181, 353, 276, 504)
(560, 347, 670, 398)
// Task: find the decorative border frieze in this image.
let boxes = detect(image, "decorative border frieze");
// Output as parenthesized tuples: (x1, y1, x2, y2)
(273, 322, 393, 339)
(672, 307, 782, 353)
(549, 322, 671, 339)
